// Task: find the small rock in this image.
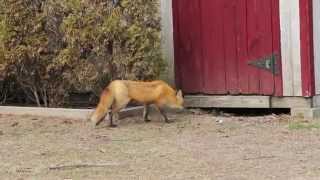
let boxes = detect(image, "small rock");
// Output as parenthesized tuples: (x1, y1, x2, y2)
(281, 130, 289, 134)
(216, 119, 224, 124)
(217, 129, 225, 133)
(0, 131, 3, 135)
(189, 108, 209, 115)
(62, 120, 73, 125)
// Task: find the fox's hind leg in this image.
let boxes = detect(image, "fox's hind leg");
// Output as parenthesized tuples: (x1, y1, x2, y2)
(143, 104, 151, 122)
(109, 97, 130, 127)
(108, 111, 116, 128)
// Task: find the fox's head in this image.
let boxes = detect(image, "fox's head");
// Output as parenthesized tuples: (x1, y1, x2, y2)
(167, 90, 184, 109)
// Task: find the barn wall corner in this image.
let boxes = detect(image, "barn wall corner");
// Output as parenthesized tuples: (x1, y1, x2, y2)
(312, 0, 320, 95)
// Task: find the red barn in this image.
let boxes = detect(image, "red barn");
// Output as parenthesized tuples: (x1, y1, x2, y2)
(160, 0, 320, 117)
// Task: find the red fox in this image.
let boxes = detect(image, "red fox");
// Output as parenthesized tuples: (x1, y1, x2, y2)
(90, 80, 184, 127)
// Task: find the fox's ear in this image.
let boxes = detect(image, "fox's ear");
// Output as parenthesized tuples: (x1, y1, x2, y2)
(176, 89, 183, 97)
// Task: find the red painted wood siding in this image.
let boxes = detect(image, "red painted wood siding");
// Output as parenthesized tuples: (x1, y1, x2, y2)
(173, 0, 282, 96)
(300, 0, 315, 96)
(271, 0, 283, 96)
(173, 0, 203, 93)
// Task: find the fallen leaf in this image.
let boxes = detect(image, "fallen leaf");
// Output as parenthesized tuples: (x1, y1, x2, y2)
(11, 122, 19, 127)
(99, 148, 106, 153)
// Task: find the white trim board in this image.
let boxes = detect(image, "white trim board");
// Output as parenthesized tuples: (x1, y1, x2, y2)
(279, 0, 302, 96)
(160, 0, 175, 86)
(313, 0, 320, 94)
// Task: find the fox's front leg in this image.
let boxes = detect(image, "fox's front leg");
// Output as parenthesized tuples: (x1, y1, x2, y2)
(157, 107, 173, 123)
(143, 104, 151, 122)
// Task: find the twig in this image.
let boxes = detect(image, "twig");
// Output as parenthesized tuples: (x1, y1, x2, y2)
(32, 87, 41, 107)
(48, 163, 120, 171)
(111, 138, 142, 142)
(0, 90, 7, 104)
(243, 155, 276, 161)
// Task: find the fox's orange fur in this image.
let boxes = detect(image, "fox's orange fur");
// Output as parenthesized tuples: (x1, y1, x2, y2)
(90, 80, 184, 127)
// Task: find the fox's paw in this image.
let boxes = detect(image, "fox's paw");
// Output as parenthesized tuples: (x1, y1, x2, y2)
(165, 119, 174, 123)
(109, 124, 118, 128)
(86, 121, 98, 130)
(144, 119, 151, 123)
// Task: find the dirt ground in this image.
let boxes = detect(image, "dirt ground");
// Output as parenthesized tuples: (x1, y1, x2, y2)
(1, 110, 320, 180)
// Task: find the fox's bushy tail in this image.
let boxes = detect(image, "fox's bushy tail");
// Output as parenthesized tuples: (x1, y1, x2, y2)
(90, 88, 114, 125)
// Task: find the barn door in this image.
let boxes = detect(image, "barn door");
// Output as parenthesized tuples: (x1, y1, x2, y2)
(173, 0, 282, 96)
(172, 0, 203, 93)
